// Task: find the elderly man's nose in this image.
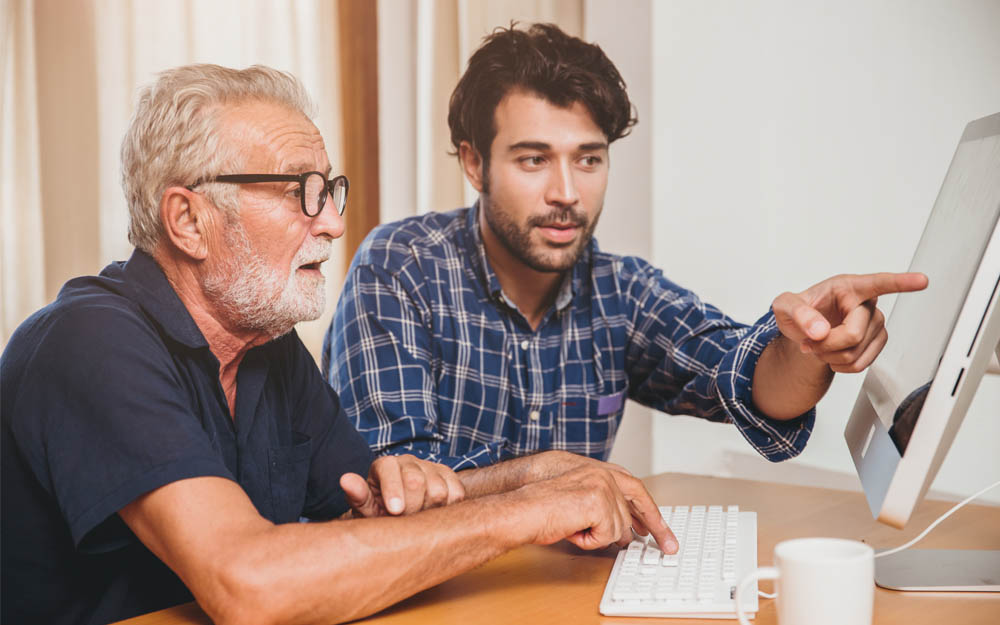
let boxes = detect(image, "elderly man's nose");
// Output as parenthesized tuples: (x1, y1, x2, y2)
(312, 195, 345, 238)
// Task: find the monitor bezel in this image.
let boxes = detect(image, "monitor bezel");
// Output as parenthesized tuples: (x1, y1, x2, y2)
(845, 114, 1000, 529)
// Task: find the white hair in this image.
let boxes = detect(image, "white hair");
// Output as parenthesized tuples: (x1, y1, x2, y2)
(120, 64, 316, 254)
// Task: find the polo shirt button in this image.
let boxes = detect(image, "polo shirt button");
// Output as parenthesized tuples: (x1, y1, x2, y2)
(529, 410, 540, 421)
(520, 340, 529, 350)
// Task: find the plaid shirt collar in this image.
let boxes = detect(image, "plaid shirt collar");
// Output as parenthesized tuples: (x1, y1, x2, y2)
(463, 201, 587, 315)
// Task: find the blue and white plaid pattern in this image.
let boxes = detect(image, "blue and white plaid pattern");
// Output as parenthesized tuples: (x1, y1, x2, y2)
(324, 206, 814, 470)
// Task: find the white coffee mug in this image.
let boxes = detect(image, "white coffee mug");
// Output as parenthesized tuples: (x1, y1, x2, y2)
(735, 537, 874, 625)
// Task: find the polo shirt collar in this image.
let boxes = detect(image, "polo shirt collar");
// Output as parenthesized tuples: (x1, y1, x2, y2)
(463, 202, 590, 313)
(120, 249, 209, 350)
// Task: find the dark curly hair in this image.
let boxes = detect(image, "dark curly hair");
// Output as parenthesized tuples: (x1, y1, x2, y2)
(448, 23, 636, 171)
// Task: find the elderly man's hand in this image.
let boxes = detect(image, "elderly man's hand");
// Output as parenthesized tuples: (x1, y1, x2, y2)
(513, 466, 678, 553)
(340, 455, 466, 518)
(520, 451, 677, 552)
(772, 272, 928, 373)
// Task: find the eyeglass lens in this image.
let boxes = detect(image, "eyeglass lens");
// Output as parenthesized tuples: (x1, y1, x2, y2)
(303, 173, 347, 217)
(330, 178, 347, 216)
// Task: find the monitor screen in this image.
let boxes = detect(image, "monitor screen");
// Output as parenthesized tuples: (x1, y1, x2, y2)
(861, 121, 1000, 455)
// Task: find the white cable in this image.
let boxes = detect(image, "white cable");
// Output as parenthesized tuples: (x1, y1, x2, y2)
(874, 478, 1000, 559)
(751, 479, 998, 601)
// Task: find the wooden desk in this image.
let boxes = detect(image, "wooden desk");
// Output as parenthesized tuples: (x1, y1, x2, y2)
(116, 473, 1000, 625)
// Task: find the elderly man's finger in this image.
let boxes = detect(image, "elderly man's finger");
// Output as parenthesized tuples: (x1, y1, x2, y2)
(422, 469, 450, 508)
(441, 468, 466, 505)
(613, 474, 678, 554)
(372, 456, 406, 515)
(850, 272, 928, 301)
(399, 463, 428, 514)
(339, 473, 378, 517)
(615, 496, 634, 547)
(630, 514, 651, 539)
(605, 462, 633, 477)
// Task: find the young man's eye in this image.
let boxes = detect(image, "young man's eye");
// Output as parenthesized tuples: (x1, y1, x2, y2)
(520, 156, 546, 167)
(581, 155, 603, 167)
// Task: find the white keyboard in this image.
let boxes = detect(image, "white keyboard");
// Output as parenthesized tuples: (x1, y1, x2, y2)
(599, 505, 759, 619)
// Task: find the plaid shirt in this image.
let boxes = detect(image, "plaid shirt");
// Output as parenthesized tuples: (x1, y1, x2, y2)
(324, 206, 814, 470)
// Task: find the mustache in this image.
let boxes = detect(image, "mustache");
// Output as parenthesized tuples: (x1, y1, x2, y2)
(527, 207, 588, 228)
(294, 237, 332, 266)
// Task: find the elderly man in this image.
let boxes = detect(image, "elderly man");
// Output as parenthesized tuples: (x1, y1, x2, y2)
(1, 64, 672, 625)
(325, 24, 927, 486)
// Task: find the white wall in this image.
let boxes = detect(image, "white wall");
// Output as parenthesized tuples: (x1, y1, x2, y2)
(375, 0, 1000, 503)
(587, 0, 656, 478)
(649, 0, 1000, 503)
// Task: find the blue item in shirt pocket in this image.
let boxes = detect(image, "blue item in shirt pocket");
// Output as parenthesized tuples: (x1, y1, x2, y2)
(597, 388, 626, 416)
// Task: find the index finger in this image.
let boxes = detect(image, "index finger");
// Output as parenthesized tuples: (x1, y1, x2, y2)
(850, 272, 928, 301)
(371, 456, 406, 515)
(613, 475, 678, 553)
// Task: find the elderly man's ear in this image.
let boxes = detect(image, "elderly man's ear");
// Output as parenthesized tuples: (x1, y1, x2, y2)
(160, 186, 215, 260)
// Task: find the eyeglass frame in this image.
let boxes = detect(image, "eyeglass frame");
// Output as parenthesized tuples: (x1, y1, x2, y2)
(185, 172, 350, 217)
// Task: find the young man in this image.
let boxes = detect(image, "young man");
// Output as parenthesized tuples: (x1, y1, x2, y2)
(325, 24, 926, 479)
(1, 63, 673, 625)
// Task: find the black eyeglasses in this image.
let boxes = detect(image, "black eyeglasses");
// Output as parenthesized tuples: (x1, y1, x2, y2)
(187, 172, 349, 217)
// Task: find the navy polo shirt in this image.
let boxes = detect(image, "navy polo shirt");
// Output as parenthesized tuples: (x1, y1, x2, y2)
(1, 249, 372, 625)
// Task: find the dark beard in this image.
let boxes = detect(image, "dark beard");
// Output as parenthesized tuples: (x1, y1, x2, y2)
(480, 193, 598, 273)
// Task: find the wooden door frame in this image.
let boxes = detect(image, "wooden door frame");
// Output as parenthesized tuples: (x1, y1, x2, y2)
(337, 0, 380, 271)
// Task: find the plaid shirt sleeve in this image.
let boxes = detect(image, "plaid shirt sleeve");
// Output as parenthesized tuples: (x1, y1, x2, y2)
(620, 259, 814, 461)
(324, 262, 503, 470)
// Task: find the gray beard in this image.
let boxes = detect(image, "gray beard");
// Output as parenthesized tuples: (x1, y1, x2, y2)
(202, 221, 329, 339)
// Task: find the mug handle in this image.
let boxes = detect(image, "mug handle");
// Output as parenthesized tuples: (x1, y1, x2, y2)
(735, 566, 778, 625)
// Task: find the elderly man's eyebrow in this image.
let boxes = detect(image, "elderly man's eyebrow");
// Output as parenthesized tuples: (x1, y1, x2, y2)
(282, 163, 333, 176)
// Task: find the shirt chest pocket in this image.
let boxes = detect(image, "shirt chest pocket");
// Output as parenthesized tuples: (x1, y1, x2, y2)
(558, 384, 628, 461)
(267, 431, 312, 524)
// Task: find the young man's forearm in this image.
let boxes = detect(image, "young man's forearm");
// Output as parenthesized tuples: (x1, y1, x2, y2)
(457, 454, 546, 498)
(751, 335, 834, 420)
(456, 450, 625, 498)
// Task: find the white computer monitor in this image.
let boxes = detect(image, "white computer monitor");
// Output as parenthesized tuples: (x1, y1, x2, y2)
(844, 111, 1000, 591)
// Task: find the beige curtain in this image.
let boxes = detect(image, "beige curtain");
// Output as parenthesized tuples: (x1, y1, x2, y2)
(377, 0, 583, 224)
(2, 0, 345, 358)
(1, 0, 46, 346)
(5, 0, 584, 353)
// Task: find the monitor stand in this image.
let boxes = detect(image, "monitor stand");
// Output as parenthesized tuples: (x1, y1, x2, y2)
(876, 340, 1000, 592)
(875, 550, 1000, 591)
